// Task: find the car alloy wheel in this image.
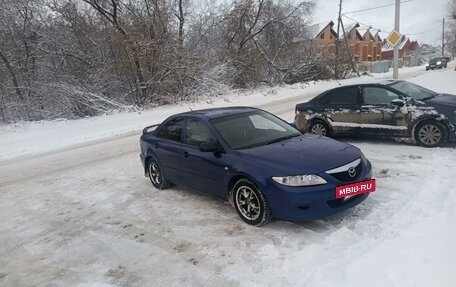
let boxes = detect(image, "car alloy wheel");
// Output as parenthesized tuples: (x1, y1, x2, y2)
(233, 179, 272, 226)
(415, 121, 445, 147)
(148, 160, 170, 189)
(309, 121, 329, 136)
(236, 186, 260, 220)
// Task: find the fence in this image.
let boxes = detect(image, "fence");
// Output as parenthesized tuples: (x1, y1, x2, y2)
(358, 57, 422, 74)
(358, 60, 393, 74)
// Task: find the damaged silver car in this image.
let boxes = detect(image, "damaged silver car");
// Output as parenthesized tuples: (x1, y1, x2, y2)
(294, 81, 456, 147)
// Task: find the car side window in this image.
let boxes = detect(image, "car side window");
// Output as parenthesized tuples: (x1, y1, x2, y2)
(156, 117, 184, 142)
(363, 87, 400, 105)
(321, 87, 359, 105)
(184, 119, 216, 147)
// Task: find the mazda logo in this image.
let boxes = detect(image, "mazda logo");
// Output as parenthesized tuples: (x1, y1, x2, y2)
(348, 167, 357, 178)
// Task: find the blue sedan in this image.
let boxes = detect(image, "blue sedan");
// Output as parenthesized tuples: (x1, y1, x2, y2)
(140, 107, 373, 226)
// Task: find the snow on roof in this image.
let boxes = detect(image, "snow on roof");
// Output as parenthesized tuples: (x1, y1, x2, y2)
(358, 28, 374, 40)
(399, 38, 410, 49)
(308, 21, 335, 38)
(340, 23, 361, 39)
(358, 28, 368, 35)
(372, 29, 382, 41)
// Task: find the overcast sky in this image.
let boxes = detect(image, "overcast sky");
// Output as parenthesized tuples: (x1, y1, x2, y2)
(313, 0, 451, 45)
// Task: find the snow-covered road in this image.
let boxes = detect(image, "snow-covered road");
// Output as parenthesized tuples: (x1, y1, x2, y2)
(1, 66, 456, 286)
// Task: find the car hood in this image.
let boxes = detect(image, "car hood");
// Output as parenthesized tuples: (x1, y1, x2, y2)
(422, 94, 456, 120)
(236, 134, 361, 175)
(423, 93, 456, 107)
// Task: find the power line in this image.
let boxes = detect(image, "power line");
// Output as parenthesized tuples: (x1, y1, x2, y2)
(406, 25, 441, 35)
(342, 14, 386, 32)
(342, 0, 413, 15)
(342, 14, 441, 39)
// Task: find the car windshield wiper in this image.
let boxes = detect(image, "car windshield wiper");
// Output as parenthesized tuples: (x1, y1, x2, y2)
(265, 134, 300, 145)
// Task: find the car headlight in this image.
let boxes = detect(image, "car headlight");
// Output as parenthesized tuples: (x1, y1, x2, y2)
(272, 175, 327, 186)
(426, 63, 429, 66)
(437, 61, 442, 65)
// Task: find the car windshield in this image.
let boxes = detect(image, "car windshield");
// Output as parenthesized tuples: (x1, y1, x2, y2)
(211, 111, 301, 150)
(388, 81, 438, 100)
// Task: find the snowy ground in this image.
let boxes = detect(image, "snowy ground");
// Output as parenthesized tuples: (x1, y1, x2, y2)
(1, 64, 456, 287)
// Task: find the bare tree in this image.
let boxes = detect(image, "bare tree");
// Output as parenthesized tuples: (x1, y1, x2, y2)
(82, 0, 147, 102)
(218, 0, 316, 85)
(0, 0, 320, 123)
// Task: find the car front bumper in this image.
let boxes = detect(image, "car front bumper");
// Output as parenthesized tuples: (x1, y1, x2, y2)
(448, 122, 456, 141)
(428, 64, 443, 69)
(264, 161, 373, 221)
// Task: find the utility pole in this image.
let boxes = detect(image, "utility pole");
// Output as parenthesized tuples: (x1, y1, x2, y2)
(393, 0, 400, 80)
(335, 0, 343, 80)
(442, 18, 445, 56)
(340, 21, 360, 77)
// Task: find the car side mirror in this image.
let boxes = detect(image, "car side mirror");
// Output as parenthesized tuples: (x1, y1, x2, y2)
(199, 141, 219, 153)
(391, 99, 405, 107)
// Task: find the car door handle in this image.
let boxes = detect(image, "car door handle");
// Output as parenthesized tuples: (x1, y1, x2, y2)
(183, 151, 190, 157)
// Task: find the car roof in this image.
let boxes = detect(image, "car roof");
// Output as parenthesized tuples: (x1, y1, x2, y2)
(173, 106, 260, 119)
(320, 81, 400, 93)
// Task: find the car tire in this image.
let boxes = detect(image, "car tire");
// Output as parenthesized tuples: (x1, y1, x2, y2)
(414, 120, 446, 147)
(426, 67, 429, 71)
(148, 159, 171, 189)
(232, 178, 272, 226)
(308, 120, 331, 137)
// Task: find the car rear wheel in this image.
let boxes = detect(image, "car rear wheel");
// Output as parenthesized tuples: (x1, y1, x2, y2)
(233, 179, 272, 226)
(148, 159, 171, 189)
(309, 120, 331, 137)
(414, 121, 446, 147)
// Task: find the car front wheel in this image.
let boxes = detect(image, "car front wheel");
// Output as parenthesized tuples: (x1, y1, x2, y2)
(148, 159, 171, 189)
(232, 179, 272, 226)
(414, 121, 446, 147)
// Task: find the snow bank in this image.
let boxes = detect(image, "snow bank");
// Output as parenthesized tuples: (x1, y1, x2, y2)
(0, 64, 452, 161)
